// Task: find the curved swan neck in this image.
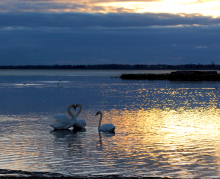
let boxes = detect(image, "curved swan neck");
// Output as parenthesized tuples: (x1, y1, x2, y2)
(76, 103, 82, 117)
(98, 111, 103, 128)
(67, 104, 75, 119)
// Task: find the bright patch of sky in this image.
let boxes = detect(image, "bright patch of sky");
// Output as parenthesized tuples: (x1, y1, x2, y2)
(100, 0, 220, 16)
(1, 0, 220, 17)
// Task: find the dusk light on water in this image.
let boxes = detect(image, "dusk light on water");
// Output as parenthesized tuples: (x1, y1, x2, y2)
(0, 70, 220, 178)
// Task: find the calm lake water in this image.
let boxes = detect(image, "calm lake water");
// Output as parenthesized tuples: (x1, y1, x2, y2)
(1, 70, 220, 178)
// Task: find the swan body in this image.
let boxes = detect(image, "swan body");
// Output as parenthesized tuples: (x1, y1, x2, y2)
(50, 104, 76, 130)
(96, 111, 115, 132)
(73, 103, 86, 129)
(99, 123, 115, 132)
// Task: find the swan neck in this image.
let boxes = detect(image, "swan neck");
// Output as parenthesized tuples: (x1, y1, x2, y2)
(76, 104, 82, 118)
(67, 104, 75, 118)
(98, 112, 103, 128)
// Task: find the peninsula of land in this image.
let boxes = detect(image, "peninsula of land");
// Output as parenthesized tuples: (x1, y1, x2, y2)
(120, 71, 220, 81)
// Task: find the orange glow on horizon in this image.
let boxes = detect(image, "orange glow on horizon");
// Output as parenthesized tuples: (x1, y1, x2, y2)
(96, 0, 220, 17)
(2, 0, 220, 17)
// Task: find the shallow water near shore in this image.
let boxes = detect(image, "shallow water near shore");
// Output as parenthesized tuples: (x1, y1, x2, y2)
(1, 70, 220, 178)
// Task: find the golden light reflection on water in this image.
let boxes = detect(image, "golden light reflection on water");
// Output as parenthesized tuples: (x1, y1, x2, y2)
(100, 104, 220, 177)
(1, 79, 220, 177)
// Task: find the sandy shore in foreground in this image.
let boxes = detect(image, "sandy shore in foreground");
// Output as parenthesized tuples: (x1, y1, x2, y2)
(0, 169, 166, 179)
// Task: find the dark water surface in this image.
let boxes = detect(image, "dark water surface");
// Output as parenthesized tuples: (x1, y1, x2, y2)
(0, 72, 220, 178)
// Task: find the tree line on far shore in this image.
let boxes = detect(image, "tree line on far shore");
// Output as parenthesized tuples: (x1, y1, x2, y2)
(0, 63, 219, 70)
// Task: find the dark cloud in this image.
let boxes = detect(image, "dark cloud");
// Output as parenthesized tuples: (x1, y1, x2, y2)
(0, 12, 220, 65)
(0, 12, 219, 29)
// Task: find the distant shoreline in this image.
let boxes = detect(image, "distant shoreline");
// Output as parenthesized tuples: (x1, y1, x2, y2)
(0, 69, 175, 77)
(1, 69, 220, 78)
(0, 63, 220, 70)
(120, 71, 220, 81)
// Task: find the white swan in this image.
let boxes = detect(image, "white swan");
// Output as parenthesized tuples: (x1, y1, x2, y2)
(95, 111, 115, 132)
(73, 103, 87, 129)
(50, 104, 76, 130)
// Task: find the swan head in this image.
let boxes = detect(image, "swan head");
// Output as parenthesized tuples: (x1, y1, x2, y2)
(75, 103, 82, 109)
(67, 104, 76, 110)
(95, 111, 102, 116)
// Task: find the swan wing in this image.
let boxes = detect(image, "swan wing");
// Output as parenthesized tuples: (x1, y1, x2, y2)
(51, 114, 74, 129)
(51, 118, 75, 130)
(50, 121, 67, 130)
(53, 114, 70, 124)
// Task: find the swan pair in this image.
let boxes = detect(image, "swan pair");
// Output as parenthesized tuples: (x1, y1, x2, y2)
(50, 104, 115, 132)
(50, 104, 86, 130)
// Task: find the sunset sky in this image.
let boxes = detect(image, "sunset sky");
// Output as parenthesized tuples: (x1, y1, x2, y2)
(1, 0, 220, 65)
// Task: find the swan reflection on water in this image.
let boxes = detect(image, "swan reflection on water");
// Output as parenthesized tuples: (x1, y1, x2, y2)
(97, 131, 115, 149)
(72, 127, 86, 133)
(50, 129, 74, 139)
(50, 128, 87, 154)
(50, 127, 87, 139)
